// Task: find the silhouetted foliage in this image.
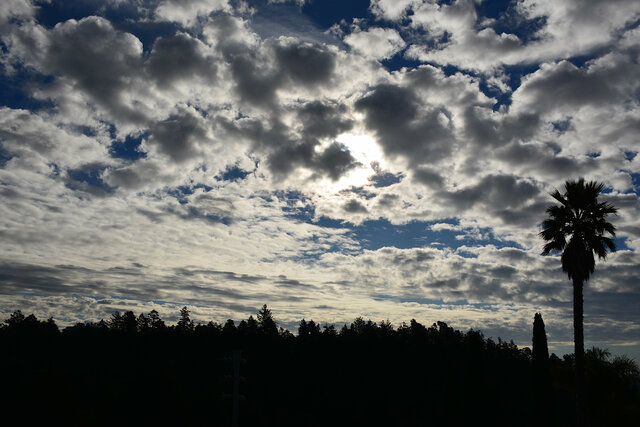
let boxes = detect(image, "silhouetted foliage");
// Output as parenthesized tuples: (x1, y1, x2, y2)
(148, 309, 166, 330)
(533, 313, 550, 364)
(1, 307, 638, 426)
(540, 178, 617, 426)
(257, 304, 278, 336)
(176, 306, 194, 333)
(532, 312, 552, 422)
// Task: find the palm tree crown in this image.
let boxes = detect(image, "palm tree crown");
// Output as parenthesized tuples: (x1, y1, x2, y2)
(540, 178, 617, 282)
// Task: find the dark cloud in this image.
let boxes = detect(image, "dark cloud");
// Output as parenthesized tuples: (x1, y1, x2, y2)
(441, 174, 539, 211)
(218, 106, 358, 181)
(273, 38, 336, 86)
(390, 249, 436, 265)
(439, 174, 543, 226)
(275, 277, 317, 289)
(145, 32, 217, 87)
(105, 165, 147, 189)
(314, 142, 360, 181)
(45, 16, 146, 122)
(462, 106, 540, 147)
(0, 262, 73, 295)
(147, 108, 208, 162)
(376, 193, 399, 207)
(296, 100, 353, 139)
(343, 199, 368, 213)
(229, 52, 280, 107)
(355, 83, 454, 167)
(412, 166, 444, 188)
(174, 267, 265, 283)
(495, 247, 533, 262)
(517, 59, 640, 112)
(224, 37, 336, 108)
(494, 141, 589, 178)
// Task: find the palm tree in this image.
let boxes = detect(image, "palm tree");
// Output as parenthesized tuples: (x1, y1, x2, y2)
(539, 178, 617, 426)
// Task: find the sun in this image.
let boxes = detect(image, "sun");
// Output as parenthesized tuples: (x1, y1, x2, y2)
(316, 132, 387, 192)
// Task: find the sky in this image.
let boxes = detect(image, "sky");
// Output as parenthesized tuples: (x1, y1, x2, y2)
(1, 0, 639, 360)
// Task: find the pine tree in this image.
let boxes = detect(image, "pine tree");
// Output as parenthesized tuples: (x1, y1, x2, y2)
(257, 304, 278, 336)
(176, 306, 194, 333)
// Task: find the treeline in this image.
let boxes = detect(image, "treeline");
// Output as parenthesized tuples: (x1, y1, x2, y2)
(1, 306, 638, 426)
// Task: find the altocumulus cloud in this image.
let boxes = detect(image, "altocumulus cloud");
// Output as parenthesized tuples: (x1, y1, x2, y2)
(0, 0, 639, 360)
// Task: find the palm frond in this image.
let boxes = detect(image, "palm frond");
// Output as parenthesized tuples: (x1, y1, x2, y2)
(541, 179, 616, 281)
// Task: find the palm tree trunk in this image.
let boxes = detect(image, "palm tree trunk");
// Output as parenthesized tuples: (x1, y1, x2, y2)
(573, 277, 585, 426)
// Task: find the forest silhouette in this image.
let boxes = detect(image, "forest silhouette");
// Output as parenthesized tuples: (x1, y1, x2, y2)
(1, 306, 638, 426)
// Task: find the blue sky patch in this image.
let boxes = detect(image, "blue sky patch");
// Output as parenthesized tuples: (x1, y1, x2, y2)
(630, 172, 640, 192)
(166, 184, 213, 204)
(478, 0, 547, 43)
(36, 0, 180, 52)
(0, 63, 55, 111)
(369, 170, 404, 187)
(0, 144, 12, 168)
(282, 192, 523, 253)
(552, 118, 573, 133)
(380, 50, 423, 72)
(301, 0, 371, 30)
(109, 132, 148, 161)
(613, 236, 630, 252)
(66, 165, 113, 194)
(346, 218, 522, 251)
(216, 165, 253, 182)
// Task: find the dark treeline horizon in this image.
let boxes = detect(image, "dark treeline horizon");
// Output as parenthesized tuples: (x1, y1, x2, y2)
(2, 305, 638, 426)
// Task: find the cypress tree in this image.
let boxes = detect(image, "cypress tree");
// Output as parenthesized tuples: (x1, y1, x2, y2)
(532, 312, 551, 421)
(532, 312, 549, 365)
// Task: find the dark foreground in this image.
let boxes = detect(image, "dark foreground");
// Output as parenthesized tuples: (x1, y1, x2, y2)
(1, 309, 638, 426)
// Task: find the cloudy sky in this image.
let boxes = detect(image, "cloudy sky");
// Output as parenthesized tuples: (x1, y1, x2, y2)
(1, 0, 639, 358)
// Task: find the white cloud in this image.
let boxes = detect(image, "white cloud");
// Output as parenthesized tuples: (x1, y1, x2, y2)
(155, 0, 230, 27)
(369, 0, 419, 21)
(344, 27, 406, 60)
(401, 0, 640, 72)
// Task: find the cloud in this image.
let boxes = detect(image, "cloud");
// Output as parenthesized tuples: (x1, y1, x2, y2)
(355, 83, 454, 168)
(42, 16, 147, 123)
(344, 27, 406, 60)
(0, 108, 110, 169)
(145, 106, 211, 163)
(343, 199, 368, 214)
(0, 0, 37, 28)
(145, 32, 218, 88)
(397, 0, 640, 72)
(155, 0, 230, 26)
(273, 37, 336, 86)
(369, 0, 419, 21)
(512, 57, 640, 115)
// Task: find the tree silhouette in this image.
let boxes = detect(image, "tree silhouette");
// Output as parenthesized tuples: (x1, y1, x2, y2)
(532, 312, 551, 420)
(532, 313, 549, 367)
(257, 304, 277, 336)
(2, 307, 639, 425)
(176, 306, 194, 333)
(6, 310, 25, 326)
(148, 309, 166, 330)
(222, 319, 237, 336)
(539, 178, 617, 426)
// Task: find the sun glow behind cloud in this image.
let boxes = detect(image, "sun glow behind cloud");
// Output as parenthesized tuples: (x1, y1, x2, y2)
(324, 132, 387, 192)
